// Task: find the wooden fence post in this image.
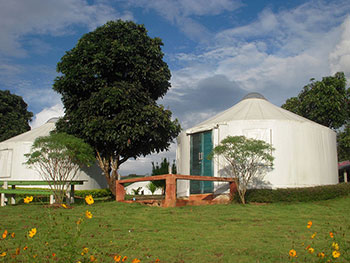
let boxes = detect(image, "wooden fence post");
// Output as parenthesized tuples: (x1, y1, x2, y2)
(116, 181, 126, 201)
(229, 181, 237, 201)
(164, 174, 176, 207)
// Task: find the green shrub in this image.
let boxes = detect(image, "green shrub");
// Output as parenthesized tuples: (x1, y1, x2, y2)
(75, 189, 112, 199)
(234, 183, 350, 203)
(147, 182, 158, 194)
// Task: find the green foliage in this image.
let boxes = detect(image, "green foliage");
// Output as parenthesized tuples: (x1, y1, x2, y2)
(52, 20, 181, 194)
(147, 182, 158, 194)
(337, 124, 350, 161)
(25, 133, 95, 203)
(0, 89, 33, 142)
(75, 188, 112, 199)
(210, 136, 274, 204)
(172, 160, 177, 174)
(151, 158, 176, 190)
(282, 72, 349, 129)
(239, 183, 350, 203)
(132, 187, 142, 195)
(152, 158, 170, 175)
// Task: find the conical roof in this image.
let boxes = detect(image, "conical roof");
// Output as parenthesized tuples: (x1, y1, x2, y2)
(186, 93, 323, 134)
(2, 118, 57, 143)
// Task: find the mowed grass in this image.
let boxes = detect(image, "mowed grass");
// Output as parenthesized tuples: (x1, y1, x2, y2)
(1, 196, 350, 262)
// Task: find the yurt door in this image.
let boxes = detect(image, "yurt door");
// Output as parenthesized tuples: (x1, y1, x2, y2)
(190, 131, 213, 194)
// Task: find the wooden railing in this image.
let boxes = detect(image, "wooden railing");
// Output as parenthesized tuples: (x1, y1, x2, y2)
(116, 174, 237, 207)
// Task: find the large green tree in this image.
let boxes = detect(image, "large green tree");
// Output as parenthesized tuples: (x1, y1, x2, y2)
(0, 90, 33, 142)
(53, 20, 181, 194)
(282, 72, 349, 129)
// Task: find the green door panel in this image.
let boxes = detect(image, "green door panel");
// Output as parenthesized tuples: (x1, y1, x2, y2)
(190, 133, 201, 194)
(202, 131, 213, 193)
(190, 131, 213, 194)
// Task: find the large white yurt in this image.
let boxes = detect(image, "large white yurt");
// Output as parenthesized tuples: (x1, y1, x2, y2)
(176, 93, 338, 197)
(0, 118, 107, 190)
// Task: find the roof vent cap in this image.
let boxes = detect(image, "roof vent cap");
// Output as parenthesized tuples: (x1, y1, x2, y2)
(46, 117, 59, 123)
(241, 92, 267, 101)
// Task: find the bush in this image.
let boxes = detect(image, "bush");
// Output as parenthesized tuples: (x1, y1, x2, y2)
(147, 182, 158, 194)
(75, 189, 112, 199)
(234, 183, 350, 203)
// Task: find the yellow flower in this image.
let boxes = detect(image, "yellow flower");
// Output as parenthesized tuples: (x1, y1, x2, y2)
(28, 228, 37, 238)
(114, 255, 121, 262)
(311, 232, 317, 239)
(332, 250, 340, 258)
(332, 242, 339, 251)
(76, 218, 82, 225)
(24, 196, 33, 204)
(61, 204, 68, 209)
(132, 259, 141, 263)
(0, 252, 6, 257)
(85, 195, 94, 205)
(81, 247, 89, 255)
(85, 210, 93, 219)
(23, 246, 28, 250)
(11, 232, 15, 238)
(307, 221, 312, 228)
(308, 247, 315, 254)
(289, 249, 297, 257)
(2, 230, 8, 239)
(15, 248, 20, 255)
(318, 252, 325, 258)
(329, 232, 334, 238)
(90, 255, 96, 262)
(122, 256, 128, 262)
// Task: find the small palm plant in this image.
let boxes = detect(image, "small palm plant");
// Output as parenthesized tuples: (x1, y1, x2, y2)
(147, 182, 158, 195)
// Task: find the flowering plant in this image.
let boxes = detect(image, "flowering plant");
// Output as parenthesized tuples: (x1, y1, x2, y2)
(0, 195, 152, 262)
(289, 220, 349, 262)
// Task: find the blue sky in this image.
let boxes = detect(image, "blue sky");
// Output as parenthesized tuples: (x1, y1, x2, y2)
(1, 0, 350, 175)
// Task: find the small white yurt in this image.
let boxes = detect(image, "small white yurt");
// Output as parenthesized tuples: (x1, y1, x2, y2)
(0, 118, 107, 190)
(176, 93, 338, 197)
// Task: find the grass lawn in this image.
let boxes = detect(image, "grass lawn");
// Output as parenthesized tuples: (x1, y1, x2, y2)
(0, 196, 349, 262)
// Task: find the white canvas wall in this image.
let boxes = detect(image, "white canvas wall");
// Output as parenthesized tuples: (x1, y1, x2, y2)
(0, 119, 107, 190)
(212, 120, 338, 188)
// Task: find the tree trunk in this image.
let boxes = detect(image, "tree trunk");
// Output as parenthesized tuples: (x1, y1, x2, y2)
(96, 151, 118, 197)
(105, 173, 117, 197)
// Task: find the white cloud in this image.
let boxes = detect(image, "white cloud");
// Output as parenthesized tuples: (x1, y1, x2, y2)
(119, 143, 178, 176)
(127, 0, 241, 41)
(0, 0, 128, 57)
(30, 103, 64, 129)
(329, 16, 350, 77)
(165, 0, 350, 119)
(133, 0, 240, 20)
